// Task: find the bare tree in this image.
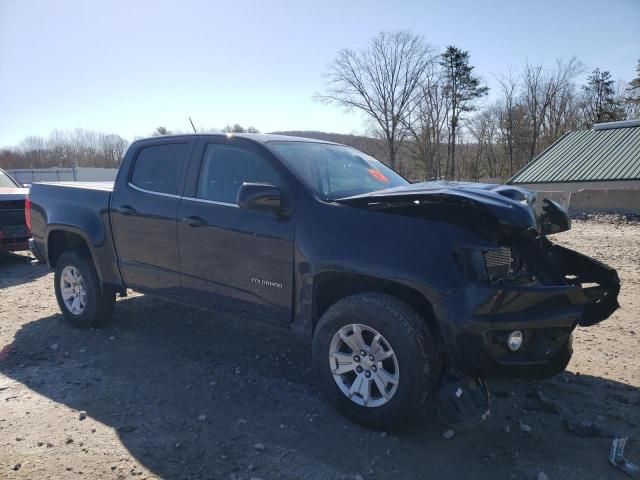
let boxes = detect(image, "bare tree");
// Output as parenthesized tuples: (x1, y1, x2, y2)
(625, 60, 640, 118)
(404, 65, 449, 179)
(468, 107, 500, 180)
(522, 57, 582, 161)
(317, 31, 436, 170)
(47, 130, 73, 168)
(545, 80, 580, 141)
(99, 133, 128, 168)
(496, 71, 518, 176)
(20, 136, 48, 168)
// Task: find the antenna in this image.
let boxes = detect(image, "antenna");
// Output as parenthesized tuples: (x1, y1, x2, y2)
(188, 116, 197, 133)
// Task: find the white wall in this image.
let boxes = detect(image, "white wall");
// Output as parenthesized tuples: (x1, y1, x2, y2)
(8, 167, 118, 185)
(75, 168, 118, 182)
(531, 189, 640, 215)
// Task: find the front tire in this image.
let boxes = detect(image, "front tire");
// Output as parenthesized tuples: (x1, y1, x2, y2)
(54, 250, 115, 328)
(312, 293, 439, 430)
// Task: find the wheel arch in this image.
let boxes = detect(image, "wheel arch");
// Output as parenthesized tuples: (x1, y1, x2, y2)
(46, 226, 106, 286)
(311, 271, 443, 343)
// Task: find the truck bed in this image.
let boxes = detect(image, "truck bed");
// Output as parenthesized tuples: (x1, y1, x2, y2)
(35, 181, 115, 192)
(29, 181, 118, 281)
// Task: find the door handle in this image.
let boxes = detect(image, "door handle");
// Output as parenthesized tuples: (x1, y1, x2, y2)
(114, 205, 137, 215)
(180, 215, 207, 227)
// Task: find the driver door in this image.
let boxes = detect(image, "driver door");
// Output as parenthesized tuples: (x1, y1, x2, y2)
(177, 138, 295, 322)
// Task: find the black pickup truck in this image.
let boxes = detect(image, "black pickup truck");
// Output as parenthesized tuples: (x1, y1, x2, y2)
(29, 134, 620, 429)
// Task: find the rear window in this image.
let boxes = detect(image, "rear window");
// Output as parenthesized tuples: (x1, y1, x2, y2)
(130, 144, 188, 195)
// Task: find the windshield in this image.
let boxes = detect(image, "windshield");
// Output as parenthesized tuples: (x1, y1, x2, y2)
(269, 142, 408, 200)
(0, 170, 19, 188)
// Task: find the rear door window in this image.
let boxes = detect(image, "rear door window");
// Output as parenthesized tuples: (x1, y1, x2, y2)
(130, 144, 188, 195)
(196, 144, 279, 204)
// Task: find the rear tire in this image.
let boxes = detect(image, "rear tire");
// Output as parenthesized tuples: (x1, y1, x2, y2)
(54, 250, 115, 328)
(312, 293, 439, 430)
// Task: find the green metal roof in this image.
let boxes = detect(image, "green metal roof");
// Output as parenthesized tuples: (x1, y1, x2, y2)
(509, 122, 640, 184)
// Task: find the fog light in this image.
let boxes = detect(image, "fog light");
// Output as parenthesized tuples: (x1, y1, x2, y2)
(507, 330, 523, 351)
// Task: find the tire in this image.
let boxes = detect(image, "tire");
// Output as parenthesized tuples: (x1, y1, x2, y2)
(54, 250, 115, 328)
(312, 293, 439, 430)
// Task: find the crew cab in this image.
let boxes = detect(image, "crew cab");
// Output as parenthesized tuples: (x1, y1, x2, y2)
(28, 134, 620, 429)
(0, 168, 29, 254)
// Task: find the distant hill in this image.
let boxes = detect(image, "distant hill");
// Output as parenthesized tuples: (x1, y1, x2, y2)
(270, 130, 389, 161)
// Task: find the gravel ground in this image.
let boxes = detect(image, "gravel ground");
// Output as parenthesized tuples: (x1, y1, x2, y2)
(0, 220, 639, 480)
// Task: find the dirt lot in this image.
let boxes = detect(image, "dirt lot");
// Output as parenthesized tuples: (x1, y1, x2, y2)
(1, 220, 639, 480)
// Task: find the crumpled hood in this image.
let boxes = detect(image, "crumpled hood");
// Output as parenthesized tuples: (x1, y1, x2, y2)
(0, 187, 29, 201)
(336, 181, 569, 238)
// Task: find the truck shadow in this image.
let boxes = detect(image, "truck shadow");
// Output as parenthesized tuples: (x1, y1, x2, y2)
(1, 295, 638, 479)
(0, 252, 48, 288)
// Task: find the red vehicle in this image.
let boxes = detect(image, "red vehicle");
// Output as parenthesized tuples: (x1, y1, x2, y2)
(0, 168, 29, 253)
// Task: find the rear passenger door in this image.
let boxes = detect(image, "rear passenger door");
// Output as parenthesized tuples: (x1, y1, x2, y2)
(177, 137, 295, 322)
(111, 139, 193, 294)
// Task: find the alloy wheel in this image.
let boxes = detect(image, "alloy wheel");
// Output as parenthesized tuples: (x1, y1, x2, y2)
(60, 266, 87, 315)
(328, 323, 400, 407)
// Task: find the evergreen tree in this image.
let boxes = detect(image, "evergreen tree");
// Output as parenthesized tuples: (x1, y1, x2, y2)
(153, 126, 171, 136)
(439, 46, 489, 179)
(221, 124, 260, 133)
(582, 68, 624, 125)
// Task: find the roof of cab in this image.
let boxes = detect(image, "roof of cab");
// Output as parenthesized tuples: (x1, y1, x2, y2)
(133, 133, 341, 146)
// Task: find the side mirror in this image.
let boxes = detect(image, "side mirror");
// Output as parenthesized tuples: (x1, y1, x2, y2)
(237, 183, 282, 213)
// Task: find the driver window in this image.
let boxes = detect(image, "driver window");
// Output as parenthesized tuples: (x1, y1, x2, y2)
(197, 144, 280, 204)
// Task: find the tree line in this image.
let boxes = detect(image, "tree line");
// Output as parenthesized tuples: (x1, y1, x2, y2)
(317, 31, 640, 181)
(0, 124, 259, 170)
(0, 129, 129, 170)
(2, 31, 639, 181)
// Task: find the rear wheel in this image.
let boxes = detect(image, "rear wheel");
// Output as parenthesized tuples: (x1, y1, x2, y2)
(312, 293, 439, 430)
(54, 251, 115, 328)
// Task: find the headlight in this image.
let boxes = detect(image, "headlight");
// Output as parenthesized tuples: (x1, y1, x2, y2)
(453, 249, 487, 282)
(483, 247, 513, 281)
(454, 247, 520, 284)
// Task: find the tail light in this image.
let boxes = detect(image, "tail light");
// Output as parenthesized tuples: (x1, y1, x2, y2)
(25, 195, 32, 233)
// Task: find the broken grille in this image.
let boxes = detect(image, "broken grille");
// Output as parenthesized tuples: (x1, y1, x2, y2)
(484, 248, 512, 279)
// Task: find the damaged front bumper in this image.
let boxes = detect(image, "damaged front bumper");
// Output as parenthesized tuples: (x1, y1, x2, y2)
(433, 242, 620, 378)
(338, 181, 620, 378)
(546, 243, 620, 326)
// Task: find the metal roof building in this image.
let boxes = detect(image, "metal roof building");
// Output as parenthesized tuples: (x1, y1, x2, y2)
(509, 120, 640, 192)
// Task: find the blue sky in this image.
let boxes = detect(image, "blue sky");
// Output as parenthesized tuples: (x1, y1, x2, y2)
(1, 0, 638, 148)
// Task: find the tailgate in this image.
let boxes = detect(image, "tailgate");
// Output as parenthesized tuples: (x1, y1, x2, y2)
(0, 199, 26, 229)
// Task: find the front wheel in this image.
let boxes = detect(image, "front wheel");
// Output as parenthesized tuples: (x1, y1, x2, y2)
(312, 293, 439, 430)
(54, 250, 115, 328)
